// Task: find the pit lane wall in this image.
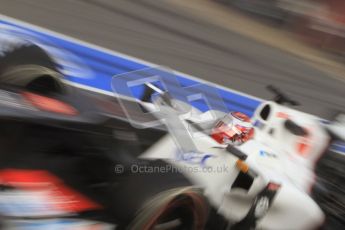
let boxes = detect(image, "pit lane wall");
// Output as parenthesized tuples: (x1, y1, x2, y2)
(0, 14, 343, 154)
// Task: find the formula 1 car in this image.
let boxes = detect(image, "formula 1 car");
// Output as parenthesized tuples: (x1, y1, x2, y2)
(0, 42, 210, 229)
(1, 37, 344, 230)
(132, 74, 345, 229)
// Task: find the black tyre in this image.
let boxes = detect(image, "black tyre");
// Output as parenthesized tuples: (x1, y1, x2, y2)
(110, 160, 209, 230)
(0, 43, 64, 95)
(129, 187, 208, 230)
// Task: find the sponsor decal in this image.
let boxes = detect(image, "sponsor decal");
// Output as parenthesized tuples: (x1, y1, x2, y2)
(259, 150, 277, 158)
(176, 151, 215, 166)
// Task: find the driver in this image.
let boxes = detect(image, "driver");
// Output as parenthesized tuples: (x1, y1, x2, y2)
(211, 111, 254, 145)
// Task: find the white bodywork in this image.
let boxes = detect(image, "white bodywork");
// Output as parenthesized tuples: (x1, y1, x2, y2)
(141, 100, 330, 229)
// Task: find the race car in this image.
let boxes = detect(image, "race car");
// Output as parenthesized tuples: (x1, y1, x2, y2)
(134, 76, 345, 229)
(1, 36, 343, 230)
(0, 41, 210, 230)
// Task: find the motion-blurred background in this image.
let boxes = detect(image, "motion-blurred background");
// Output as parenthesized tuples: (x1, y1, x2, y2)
(1, 0, 344, 118)
(220, 0, 345, 56)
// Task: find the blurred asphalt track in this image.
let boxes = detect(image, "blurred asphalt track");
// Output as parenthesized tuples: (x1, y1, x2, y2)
(0, 0, 344, 118)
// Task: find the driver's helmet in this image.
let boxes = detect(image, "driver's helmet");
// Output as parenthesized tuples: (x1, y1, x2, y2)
(211, 112, 254, 145)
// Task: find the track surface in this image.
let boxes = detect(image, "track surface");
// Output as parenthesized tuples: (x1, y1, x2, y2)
(0, 0, 344, 118)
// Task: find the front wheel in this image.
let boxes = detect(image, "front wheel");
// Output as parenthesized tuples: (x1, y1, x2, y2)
(129, 187, 208, 230)
(109, 160, 209, 230)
